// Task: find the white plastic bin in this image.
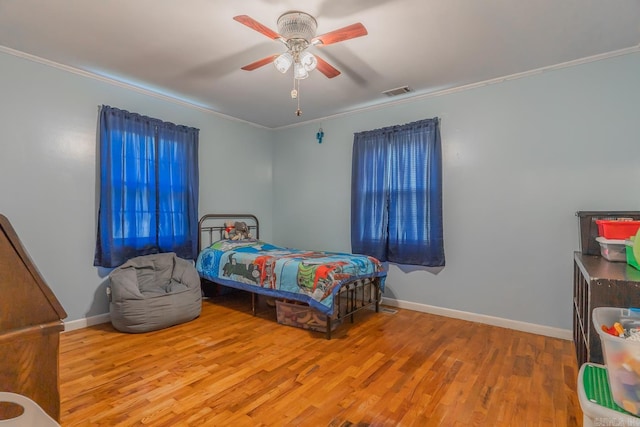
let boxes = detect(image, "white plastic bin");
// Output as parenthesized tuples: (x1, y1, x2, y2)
(596, 237, 628, 262)
(0, 392, 59, 427)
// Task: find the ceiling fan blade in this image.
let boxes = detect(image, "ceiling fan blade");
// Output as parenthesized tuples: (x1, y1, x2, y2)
(312, 23, 368, 46)
(233, 15, 282, 40)
(315, 55, 341, 78)
(241, 55, 279, 71)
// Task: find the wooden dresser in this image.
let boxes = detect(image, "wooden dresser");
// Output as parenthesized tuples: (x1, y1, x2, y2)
(573, 251, 640, 365)
(0, 214, 67, 422)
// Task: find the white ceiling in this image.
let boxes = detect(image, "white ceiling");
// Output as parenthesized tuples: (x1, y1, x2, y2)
(1, 0, 639, 129)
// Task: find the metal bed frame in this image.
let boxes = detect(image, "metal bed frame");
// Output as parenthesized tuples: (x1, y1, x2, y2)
(197, 213, 382, 339)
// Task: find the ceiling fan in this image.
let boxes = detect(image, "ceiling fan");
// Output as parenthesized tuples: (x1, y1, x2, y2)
(233, 11, 368, 80)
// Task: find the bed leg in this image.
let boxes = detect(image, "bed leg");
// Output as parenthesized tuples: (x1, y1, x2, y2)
(326, 317, 331, 340)
(375, 281, 381, 313)
(350, 286, 355, 323)
(251, 293, 256, 316)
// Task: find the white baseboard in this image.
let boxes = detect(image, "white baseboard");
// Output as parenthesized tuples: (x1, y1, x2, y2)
(63, 313, 111, 332)
(381, 297, 573, 341)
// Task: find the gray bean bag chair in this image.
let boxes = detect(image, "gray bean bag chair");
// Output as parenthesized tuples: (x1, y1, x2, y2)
(108, 252, 202, 333)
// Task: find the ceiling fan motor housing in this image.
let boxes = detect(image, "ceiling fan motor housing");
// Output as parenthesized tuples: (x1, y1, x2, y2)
(277, 11, 317, 41)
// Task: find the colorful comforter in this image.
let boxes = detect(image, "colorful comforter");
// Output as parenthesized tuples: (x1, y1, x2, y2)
(196, 240, 387, 315)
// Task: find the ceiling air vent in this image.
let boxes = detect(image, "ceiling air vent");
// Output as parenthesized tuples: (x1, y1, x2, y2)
(382, 86, 411, 97)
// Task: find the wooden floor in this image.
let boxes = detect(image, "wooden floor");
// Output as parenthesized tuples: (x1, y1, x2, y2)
(59, 292, 582, 426)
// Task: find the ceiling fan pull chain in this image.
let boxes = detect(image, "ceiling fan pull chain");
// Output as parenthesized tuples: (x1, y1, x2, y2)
(291, 73, 298, 99)
(295, 78, 302, 116)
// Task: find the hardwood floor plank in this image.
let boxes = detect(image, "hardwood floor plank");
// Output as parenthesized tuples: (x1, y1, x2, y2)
(59, 293, 582, 426)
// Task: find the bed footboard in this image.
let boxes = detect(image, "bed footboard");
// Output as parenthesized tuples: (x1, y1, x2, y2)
(326, 277, 382, 339)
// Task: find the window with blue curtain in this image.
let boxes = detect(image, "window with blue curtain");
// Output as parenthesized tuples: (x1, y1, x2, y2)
(351, 118, 444, 267)
(94, 105, 199, 268)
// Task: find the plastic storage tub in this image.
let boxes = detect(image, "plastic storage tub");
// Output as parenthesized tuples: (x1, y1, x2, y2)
(596, 220, 640, 240)
(275, 300, 341, 333)
(593, 307, 640, 416)
(596, 237, 627, 262)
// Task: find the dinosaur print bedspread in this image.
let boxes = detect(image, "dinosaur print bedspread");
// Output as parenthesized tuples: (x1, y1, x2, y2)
(196, 240, 386, 315)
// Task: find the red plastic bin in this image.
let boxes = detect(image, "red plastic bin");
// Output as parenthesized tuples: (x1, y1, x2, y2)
(595, 219, 640, 240)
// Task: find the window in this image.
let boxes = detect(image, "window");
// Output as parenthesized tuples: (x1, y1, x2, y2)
(94, 106, 199, 268)
(351, 118, 444, 267)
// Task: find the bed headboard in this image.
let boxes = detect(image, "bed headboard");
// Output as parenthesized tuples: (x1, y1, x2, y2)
(198, 214, 259, 251)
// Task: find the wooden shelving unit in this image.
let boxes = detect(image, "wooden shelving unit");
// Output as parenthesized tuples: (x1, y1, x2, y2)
(573, 252, 640, 365)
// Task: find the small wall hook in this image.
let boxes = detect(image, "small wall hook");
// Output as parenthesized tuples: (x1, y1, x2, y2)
(316, 127, 324, 144)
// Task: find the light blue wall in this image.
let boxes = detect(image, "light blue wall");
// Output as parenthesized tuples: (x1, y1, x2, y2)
(0, 51, 274, 322)
(272, 52, 640, 330)
(3, 46, 639, 331)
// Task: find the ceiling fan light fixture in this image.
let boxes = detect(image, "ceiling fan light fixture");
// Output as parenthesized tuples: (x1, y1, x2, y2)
(234, 11, 368, 118)
(274, 52, 293, 73)
(294, 62, 309, 80)
(299, 51, 317, 72)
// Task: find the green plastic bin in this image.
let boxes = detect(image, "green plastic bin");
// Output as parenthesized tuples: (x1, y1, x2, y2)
(625, 237, 640, 271)
(578, 363, 639, 426)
